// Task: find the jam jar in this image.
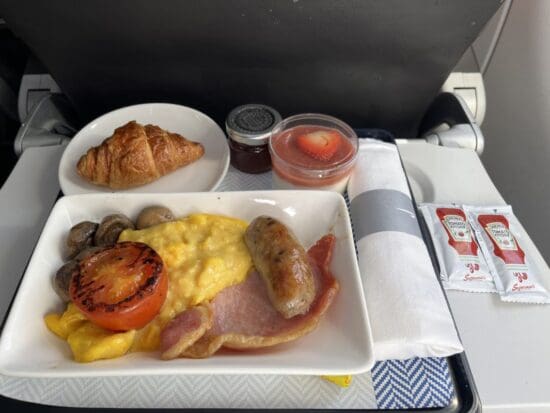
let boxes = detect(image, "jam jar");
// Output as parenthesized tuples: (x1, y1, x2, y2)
(225, 104, 282, 174)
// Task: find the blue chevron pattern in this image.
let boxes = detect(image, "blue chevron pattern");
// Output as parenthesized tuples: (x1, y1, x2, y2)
(372, 357, 454, 409)
(347, 170, 454, 410)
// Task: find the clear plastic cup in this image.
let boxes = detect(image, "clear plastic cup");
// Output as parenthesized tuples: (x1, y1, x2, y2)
(269, 114, 358, 193)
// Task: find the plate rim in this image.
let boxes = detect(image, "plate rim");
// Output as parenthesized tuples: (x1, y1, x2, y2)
(58, 102, 230, 195)
(0, 190, 374, 378)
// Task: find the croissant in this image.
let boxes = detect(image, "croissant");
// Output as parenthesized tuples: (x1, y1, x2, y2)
(76, 121, 205, 189)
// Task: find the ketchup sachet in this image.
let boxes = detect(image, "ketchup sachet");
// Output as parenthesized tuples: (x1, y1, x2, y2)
(465, 205, 550, 304)
(420, 204, 495, 292)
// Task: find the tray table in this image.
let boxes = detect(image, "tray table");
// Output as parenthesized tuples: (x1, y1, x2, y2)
(0, 137, 475, 411)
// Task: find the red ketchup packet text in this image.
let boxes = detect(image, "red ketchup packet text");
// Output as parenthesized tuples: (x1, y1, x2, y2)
(420, 204, 495, 293)
(465, 205, 550, 304)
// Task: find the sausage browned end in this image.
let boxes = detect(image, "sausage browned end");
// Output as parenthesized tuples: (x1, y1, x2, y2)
(244, 216, 316, 319)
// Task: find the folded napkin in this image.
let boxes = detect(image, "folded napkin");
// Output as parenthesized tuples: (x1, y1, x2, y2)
(348, 140, 463, 361)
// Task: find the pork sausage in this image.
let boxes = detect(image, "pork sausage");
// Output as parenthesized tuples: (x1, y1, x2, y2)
(244, 216, 315, 318)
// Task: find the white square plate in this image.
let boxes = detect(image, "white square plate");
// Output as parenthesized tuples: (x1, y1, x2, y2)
(0, 191, 373, 378)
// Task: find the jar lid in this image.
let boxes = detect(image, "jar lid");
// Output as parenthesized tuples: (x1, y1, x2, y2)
(226, 104, 282, 146)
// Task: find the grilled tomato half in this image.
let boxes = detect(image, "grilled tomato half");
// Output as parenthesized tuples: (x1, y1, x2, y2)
(69, 241, 168, 331)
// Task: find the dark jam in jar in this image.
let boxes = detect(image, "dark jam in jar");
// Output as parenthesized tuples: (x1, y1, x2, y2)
(228, 139, 272, 174)
(225, 104, 281, 174)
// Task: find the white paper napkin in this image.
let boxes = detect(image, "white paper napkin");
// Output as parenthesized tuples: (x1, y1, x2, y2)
(348, 140, 463, 361)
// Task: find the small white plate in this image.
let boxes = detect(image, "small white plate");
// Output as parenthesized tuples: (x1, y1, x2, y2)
(0, 191, 373, 378)
(58, 103, 230, 194)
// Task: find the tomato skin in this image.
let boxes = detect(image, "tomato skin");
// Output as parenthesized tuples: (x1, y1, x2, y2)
(69, 242, 168, 331)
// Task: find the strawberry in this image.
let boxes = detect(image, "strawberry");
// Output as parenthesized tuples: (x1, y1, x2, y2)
(296, 130, 341, 161)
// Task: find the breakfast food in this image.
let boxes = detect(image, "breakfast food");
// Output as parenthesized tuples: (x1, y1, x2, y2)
(269, 114, 358, 193)
(65, 221, 98, 259)
(53, 261, 78, 301)
(245, 216, 315, 318)
(93, 214, 135, 246)
(160, 305, 213, 360)
(76, 121, 204, 189)
(296, 130, 342, 161)
(225, 103, 282, 173)
(53, 214, 136, 301)
(46, 210, 252, 359)
(135, 206, 175, 229)
(119, 213, 252, 351)
(70, 242, 168, 331)
(161, 234, 339, 359)
(45, 207, 339, 363)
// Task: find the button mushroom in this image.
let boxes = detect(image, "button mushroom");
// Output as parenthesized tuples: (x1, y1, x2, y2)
(136, 206, 175, 229)
(66, 221, 98, 259)
(53, 246, 105, 302)
(94, 214, 135, 246)
(74, 246, 104, 262)
(53, 260, 79, 302)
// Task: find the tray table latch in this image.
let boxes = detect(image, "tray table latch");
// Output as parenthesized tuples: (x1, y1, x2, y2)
(14, 93, 78, 156)
(417, 92, 485, 155)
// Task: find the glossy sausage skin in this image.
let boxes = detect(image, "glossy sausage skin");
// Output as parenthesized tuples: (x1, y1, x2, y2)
(245, 216, 315, 318)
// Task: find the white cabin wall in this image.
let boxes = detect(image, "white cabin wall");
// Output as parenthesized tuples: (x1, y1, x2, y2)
(480, 0, 550, 259)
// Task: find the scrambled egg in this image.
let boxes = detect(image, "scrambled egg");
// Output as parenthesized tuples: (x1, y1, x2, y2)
(322, 375, 353, 388)
(45, 303, 136, 362)
(45, 213, 252, 362)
